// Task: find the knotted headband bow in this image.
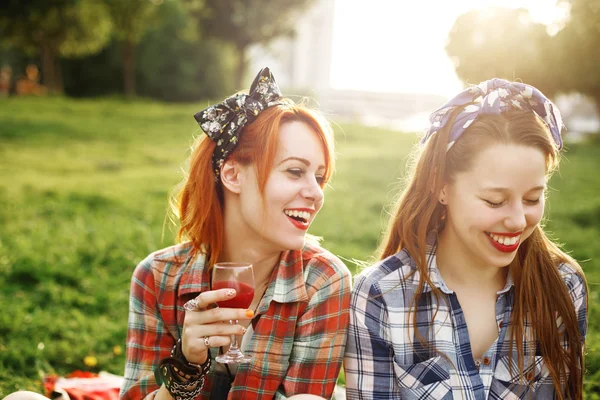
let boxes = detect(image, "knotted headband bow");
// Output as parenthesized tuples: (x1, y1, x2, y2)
(421, 78, 564, 151)
(194, 67, 283, 179)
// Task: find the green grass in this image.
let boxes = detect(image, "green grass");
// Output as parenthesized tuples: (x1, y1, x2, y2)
(1, 97, 599, 397)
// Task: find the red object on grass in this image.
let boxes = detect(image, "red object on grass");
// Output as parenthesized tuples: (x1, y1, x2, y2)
(44, 371, 123, 400)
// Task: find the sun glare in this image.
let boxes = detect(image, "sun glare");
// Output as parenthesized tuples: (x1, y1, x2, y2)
(331, 0, 569, 97)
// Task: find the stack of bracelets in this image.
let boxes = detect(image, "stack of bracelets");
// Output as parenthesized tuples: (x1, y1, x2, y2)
(154, 339, 212, 400)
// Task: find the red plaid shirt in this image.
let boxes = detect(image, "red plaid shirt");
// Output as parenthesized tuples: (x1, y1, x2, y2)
(120, 241, 351, 399)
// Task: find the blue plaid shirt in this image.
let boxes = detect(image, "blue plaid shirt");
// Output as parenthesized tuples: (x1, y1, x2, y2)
(344, 244, 587, 400)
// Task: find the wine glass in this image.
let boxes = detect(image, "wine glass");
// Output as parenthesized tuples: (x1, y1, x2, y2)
(212, 262, 255, 363)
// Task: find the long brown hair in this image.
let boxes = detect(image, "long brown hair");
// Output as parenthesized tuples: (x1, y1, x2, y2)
(379, 108, 586, 399)
(171, 100, 335, 267)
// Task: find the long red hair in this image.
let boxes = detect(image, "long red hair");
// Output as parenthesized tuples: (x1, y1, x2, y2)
(379, 109, 586, 399)
(171, 100, 335, 267)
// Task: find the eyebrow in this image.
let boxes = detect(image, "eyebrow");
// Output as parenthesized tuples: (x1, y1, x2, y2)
(481, 185, 546, 193)
(277, 156, 326, 170)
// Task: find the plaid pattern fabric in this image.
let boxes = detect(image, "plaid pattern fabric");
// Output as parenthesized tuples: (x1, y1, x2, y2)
(344, 243, 587, 400)
(120, 241, 351, 400)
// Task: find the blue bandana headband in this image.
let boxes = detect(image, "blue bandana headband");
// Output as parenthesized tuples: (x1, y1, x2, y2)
(194, 67, 283, 180)
(421, 78, 564, 151)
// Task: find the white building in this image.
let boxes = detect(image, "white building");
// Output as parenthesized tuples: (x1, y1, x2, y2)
(248, 0, 335, 96)
(248, 0, 446, 132)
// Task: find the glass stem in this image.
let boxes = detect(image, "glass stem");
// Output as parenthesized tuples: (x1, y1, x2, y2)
(229, 319, 240, 351)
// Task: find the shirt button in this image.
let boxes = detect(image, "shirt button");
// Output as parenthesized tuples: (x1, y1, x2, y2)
(474, 360, 481, 369)
(526, 370, 535, 381)
(482, 356, 491, 366)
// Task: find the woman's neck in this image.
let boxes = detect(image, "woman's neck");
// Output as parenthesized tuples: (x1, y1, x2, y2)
(436, 228, 507, 293)
(218, 237, 281, 289)
(219, 197, 282, 288)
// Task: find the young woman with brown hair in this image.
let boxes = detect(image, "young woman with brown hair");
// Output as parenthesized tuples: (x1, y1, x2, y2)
(344, 79, 587, 399)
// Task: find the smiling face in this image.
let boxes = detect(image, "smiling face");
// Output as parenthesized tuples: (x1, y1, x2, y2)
(236, 120, 327, 252)
(440, 143, 547, 269)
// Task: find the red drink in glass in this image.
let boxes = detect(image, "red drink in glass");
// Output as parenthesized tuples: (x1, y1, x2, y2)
(213, 281, 254, 309)
(212, 262, 255, 364)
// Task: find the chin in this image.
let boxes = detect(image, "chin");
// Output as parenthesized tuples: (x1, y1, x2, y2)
(488, 252, 518, 268)
(278, 235, 306, 251)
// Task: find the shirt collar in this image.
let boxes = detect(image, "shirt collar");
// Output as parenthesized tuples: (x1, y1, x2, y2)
(497, 269, 514, 294)
(421, 249, 453, 295)
(255, 248, 309, 314)
(268, 249, 309, 303)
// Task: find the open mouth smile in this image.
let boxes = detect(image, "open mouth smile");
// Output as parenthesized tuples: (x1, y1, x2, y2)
(485, 231, 522, 253)
(284, 209, 312, 231)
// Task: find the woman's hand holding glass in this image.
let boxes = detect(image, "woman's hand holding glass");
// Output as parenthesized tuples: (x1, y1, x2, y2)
(181, 288, 254, 365)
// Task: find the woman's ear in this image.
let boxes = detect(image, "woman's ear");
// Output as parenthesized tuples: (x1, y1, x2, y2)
(220, 159, 243, 194)
(438, 184, 449, 205)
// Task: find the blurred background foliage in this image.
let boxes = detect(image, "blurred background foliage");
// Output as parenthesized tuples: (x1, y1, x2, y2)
(446, 0, 600, 114)
(0, 0, 315, 100)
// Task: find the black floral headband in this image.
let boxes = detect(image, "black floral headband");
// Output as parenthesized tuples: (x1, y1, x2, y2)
(194, 67, 283, 180)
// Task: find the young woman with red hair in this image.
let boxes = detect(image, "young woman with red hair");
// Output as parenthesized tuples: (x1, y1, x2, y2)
(344, 79, 587, 399)
(4, 69, 349, 400)
(116, 68, 351, 400)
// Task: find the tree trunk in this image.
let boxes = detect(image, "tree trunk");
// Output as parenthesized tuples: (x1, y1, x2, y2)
(235, 44, 248, 90)
(40, 40, 63, 94)
(55, 56, 64, 94)
(123, 36, 136, 98)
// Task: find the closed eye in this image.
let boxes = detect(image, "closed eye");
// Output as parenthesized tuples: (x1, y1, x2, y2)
(524, 198, 541, 205)
(484, 199, 504, 208)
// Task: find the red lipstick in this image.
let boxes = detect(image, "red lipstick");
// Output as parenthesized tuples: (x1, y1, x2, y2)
(284, 208, 313, 231)
(486, 232, 522, 253)
(287, 216, 309, 231)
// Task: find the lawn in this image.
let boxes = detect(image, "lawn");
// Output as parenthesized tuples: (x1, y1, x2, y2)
(1, 97, 599, 397)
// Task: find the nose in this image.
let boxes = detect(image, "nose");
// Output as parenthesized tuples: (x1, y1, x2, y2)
(301, 176, 324, 203)
(504, 202, 527, 232)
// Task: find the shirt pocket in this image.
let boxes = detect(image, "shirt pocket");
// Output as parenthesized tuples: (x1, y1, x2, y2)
(493, 355, 551, 395)
(393, 356, 453, 400)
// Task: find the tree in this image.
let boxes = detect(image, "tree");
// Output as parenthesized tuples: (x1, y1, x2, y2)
(103, 0, 161, 97)
(60, 0, 236, 102)
(554, 0, 600, 114)
(446, 7, 558, 96)
(0, 0, 112, 94)
(189, 0, 315, 89)
(135, 0, 237, 101)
